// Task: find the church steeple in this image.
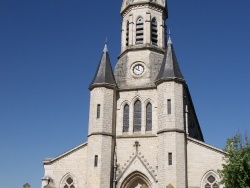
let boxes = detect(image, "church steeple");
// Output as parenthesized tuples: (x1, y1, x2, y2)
(155, 35, 184, 84)
(115, 0, 168, 89)
(89, 43, 116, 90)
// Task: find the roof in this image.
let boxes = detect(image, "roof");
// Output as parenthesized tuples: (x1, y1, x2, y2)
(155, 36, 185, 84)
(89, 43, 117, 90)
(43, 142, 87, 164)
(187, 137, 227, 155)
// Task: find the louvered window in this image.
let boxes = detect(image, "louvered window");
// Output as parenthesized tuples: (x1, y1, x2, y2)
(146, 103, 152, 131)
(151, 18, 158, 45)
(133, 100, 141, 132)
(136, 17, 144, 44)
(63, 177, 75, 188)
(126, 21, 129, 46)
(123, 104, 129, 132)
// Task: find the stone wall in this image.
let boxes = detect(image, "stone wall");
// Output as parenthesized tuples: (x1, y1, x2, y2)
(42, 143, 87, 188)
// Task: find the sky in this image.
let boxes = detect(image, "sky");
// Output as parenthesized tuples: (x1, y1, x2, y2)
(0, 0, 250, 187)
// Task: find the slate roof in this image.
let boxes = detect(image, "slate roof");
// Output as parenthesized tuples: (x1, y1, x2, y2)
(155, 36, 185, 84)
(89, 43, 117, 90)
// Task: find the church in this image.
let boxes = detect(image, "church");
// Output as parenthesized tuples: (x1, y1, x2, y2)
(41, 0, 226, 188)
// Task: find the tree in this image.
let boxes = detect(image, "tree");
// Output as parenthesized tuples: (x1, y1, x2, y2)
(219, 134, 250, 188)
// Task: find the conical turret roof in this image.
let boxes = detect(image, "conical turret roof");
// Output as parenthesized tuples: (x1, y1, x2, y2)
(89, 43, 117, 90)
(155, 36, 185, 84)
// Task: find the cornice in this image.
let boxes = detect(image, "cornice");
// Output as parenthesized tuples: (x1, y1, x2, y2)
(88, 132, 115, 138)
(121, 2, 167, 18)
(118, 44, 165, 60)
(157, 128, 186, 135)
(117, 86, 157, 92)
(116, 134, 157, 139)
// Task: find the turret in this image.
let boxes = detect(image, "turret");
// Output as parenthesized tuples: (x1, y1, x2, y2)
(155, 35, 185, 85)
(156, 36, 187, 188)
(86, 43, 117, 188)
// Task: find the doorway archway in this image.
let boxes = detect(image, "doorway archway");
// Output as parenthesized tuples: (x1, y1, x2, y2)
(120, 171, 152, 188)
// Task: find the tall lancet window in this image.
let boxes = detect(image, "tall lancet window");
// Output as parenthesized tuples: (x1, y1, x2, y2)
(123, 104, 129, 132)
(151, 18, 158, 45)
(133, 100, 141, 132)
(146, 103, 152, 131)
(136, 17, 144, 44)
(126, 21, 129, 46)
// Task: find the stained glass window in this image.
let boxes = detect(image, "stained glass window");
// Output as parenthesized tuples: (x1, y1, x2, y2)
(64, 177, 75, 188)
(123, 104, 129, 132)
(133, 100, 141, 132)
(208, 175, 216, 183)
(203, 174, 219, 188)
(146, 103, 152, 131)
(66, 178, 73, 185)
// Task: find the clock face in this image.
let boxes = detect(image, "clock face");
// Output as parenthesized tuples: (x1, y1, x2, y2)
(133, 64, 144, 75)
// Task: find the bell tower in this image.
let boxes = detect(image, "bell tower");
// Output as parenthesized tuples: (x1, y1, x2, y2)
(115, 0, 168, 89)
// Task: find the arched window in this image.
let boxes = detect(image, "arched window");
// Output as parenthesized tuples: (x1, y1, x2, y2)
(123, 104, 129, 132)
(126, 21, 129, 46)
(146, 103, 152, 131)
(151, 18, 158, 45)
(133, 100, 141, 132)
(63, 177, 75, 188)
(136, 17, 144, 44)
(202, 172, 220, 188)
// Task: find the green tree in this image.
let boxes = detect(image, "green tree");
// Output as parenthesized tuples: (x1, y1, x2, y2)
(219, 134, 250, 188)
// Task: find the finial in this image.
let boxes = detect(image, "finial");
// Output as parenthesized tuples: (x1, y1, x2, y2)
(103, 38, 108, 52)
(167, 28, 172, 44)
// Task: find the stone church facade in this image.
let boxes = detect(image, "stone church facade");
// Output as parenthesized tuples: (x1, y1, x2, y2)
(42, 0, 226, 188)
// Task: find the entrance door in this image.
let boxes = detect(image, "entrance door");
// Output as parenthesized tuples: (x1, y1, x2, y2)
(120, 172, 151, 188)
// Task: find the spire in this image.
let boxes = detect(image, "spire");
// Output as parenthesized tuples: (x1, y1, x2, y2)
(89, 42, 117, 90)
(155, 36, 185, 84)
(167, 29, 172, 44)
(103, 38, 108, 52)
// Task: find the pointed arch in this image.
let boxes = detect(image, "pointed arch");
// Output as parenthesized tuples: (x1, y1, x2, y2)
(120, 171, 152, 188)
(123, 104, 129, 132)
(133, 100, 142, 132)
(151, 18, 158, 45)
(59, 173, 78, 188)
(136, 17, 144, 44)
(201, 170, 221, 188)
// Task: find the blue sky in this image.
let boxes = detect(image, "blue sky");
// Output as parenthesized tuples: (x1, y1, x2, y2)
(0, 0, 250, 187)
